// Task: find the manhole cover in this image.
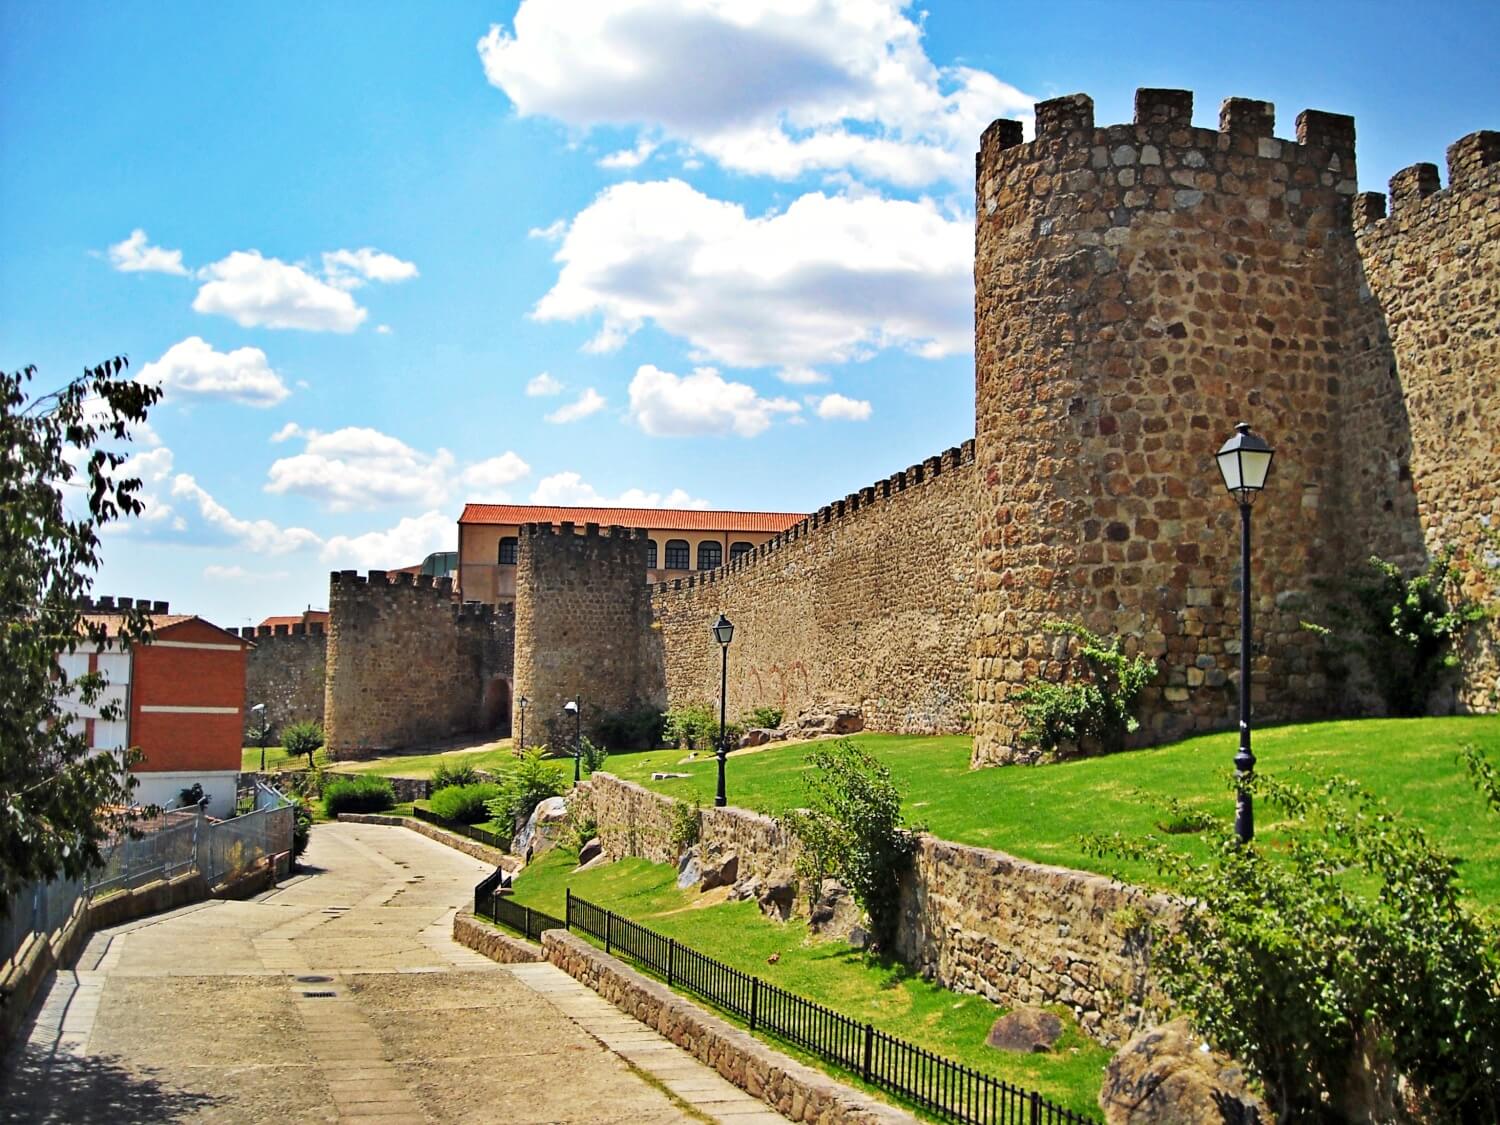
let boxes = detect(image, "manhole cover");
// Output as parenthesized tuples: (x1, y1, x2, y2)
(295, 975, 332, 983)
(301, 991, 337, 998)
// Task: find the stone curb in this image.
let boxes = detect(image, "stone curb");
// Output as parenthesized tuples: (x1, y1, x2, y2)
(542, 930, 916, 1125)
(451, 909, 543, 963)
(336, 813, 518, 870)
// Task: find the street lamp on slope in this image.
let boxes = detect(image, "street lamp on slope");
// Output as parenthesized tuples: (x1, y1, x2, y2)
(1215, 422, 1275, 844)
(564, 699, 581, 784)
(517, 695, 528, 754)
(712, 614, 735, 807)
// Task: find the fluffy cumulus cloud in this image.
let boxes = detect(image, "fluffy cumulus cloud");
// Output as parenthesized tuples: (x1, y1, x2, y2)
(814, 392, 872, 421)
(530, 471, 708, 509)
(264, 426, 456, 511)
(194, 250, 368, 332)
(525, 371, 564, 396)
(478, 0, 1034, 188)
(627, 364, 798, 438)
(321, 248, 419, 289)
(535, 180, 970, 376)
(545, 387, 606, 424)
(321, 511, 454, 569)
(460, 451, 532, 494)
(171, 474, 322, 554)
(138, 336, 291, 407)
(108, 229, 189, 275)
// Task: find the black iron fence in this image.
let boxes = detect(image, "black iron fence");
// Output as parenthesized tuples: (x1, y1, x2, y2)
(412, 804, 510, 851)
(565, 891, 1096, 1125)
(473, 869, 566, 942)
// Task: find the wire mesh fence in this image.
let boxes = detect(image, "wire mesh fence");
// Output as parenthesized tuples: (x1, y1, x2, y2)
(563, 891, 1098, 1125)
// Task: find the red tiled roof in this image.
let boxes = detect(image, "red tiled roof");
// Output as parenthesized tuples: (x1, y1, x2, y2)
(258, 611, 330, 629)
(458, 504, 806, 534)
(80, 613, 248, 645)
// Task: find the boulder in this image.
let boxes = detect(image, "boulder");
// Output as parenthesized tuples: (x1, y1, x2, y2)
(676, 846, 701, 889)
(739, 728, 774, 749)
(794, 704, 864, 737)
(847, 925, 870, 950)
(700, 850, 740, 891)
(808, 878, 863, 939)
(986, 1007, 1063, 1053)
(1099, 1019, 1269, 1125)
(577, 836, 602, 865)
(651, 771, 691, 780)
(573, 852, 610, 873)
(512, 795, 569, 860)
(757, 874, 797, 922)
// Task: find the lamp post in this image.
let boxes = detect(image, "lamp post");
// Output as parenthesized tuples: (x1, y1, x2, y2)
(1214, 422, 1275, 844)
(565, 699, 581, 784)
(517, 695, 528, 753)
(250, 703, 269, 771)
(712, 614, 735, 807)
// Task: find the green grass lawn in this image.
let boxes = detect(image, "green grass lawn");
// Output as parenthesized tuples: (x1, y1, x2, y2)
(243, 740, 518, 778)
(603, 717, 1500, 906)
(241, 744, 304, 772)
(507, 844, 1111, 1119)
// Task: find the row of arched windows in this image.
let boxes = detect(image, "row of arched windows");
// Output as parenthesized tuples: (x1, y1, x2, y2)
(497, 536, 753, 571)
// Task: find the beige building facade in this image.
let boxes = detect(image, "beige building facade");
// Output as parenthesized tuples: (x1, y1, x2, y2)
(457, 504, 806, 606)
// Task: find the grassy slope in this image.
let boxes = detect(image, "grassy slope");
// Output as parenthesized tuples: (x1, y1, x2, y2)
(603, 717, 1500, 905)
(243, 740, 517, 778)
(509, 845, 1110, 1118)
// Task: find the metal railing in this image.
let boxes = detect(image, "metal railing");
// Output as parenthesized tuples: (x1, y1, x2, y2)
(412, 804, 510, 851)
(564, 892, 1097, 1125)
(473, 871, 566, 942)
(3, 784, 296, 971)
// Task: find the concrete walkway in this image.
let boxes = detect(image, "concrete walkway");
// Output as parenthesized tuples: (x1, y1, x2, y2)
(1, 822, 783, 1124)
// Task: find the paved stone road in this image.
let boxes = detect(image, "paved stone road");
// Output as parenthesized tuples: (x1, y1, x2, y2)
(1, 822, 784, 1124)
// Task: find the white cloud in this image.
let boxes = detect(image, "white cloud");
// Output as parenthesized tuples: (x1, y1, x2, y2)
(535, 180, 970, 371)
(321, 248, 419, 289)
(138, 336, 291, 407)
(321, 511, 454, 569)
(171, 474, 322, 554)
(477, 0, 1034, 188)
(194, 250, 368, 332)
(526, 371, 564, 396)
(530, 471, 708, 509)
(203, 564, 290, 582)
(627, 364, 798, 438)
(376, 324, 393, 335)
(108, 229, 189, 276)
(460, 452, 532, 494)
(528, 219, 568, 241)
(270, 421, 305, 443)
(545, 387, 607, 424)
(814, 392, 872, 421)
(264, 426, 455, 511)
(599, 138, 658, 170)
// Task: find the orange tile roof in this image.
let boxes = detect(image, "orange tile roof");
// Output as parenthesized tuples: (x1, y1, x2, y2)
(80, 613, 248, 645)
(258, 611, 330, 629)
(458, 503, 806, 534)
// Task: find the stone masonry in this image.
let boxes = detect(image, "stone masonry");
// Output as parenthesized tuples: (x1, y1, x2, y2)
(323, 570, 513, 758)
(239, 622, 326, 739)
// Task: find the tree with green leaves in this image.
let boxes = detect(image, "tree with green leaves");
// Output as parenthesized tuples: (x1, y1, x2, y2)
(281, 720, 325, 771)
(1, 357, 162, 913)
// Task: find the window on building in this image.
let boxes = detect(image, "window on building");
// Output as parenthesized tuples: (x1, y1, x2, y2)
(647, 539, 658, 569)
(698, 541, 722, 570)
(730, 541, 754, 562)
(498, 537, 518, 565)
(664, 539, 690, 570)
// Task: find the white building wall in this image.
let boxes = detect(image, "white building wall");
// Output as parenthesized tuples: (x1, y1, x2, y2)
(131, 770, 238, 820)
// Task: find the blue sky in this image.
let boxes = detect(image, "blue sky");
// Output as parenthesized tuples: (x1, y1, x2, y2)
(3, 1, 1497, 629)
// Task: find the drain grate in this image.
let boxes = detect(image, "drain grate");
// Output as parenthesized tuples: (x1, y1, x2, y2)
(295, 975, 332, 983)
(301, 990, 337, 998)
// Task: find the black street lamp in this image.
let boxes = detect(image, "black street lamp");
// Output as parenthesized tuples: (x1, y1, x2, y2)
(250, 703, 270, 771)
(517, 695, 528, 753)
(565, 698, 581, 784)
(712, 614, 735, 807)
(1215, 422, 1275, 844)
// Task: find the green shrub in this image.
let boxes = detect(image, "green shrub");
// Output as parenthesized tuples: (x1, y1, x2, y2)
(742, 705, 784, 729)
(783, 739, 917, 949)
(430, 762, 481, 792)
(578, 736, 609, 775)
(1014, 620, 1158, 756)
(1085, 760, 1500, 1122)
(592, 703, 666, 750)
(663, 703, 717, 749)
(282, 721, 326, 771)
(565, 805, 598, 852)
(1304, 547, 1487, 717)
(290, 797, 311, 863)
(667, 796, 701, 857)
(321, 775, 395, 816)
(485, 749, 567, 829)
(428, 781, 501, 825)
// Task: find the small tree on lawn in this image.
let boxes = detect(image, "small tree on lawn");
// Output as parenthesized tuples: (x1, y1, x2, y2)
(281, 721, 325, 771)
(0, 358, 162, 912)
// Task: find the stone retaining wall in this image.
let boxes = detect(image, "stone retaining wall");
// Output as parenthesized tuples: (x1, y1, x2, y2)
(583, 772, 1165, 1045)
(451, 909, 543, 963)
(335, 813, 518, 870)
(542, 930, 915, 1125)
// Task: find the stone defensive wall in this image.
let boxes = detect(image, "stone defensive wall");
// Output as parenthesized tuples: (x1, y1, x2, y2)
(238, 621, 326, 738)
(650, 440, 976, 733)
(323, 569, 514, 758)
(1343, 130, 1500, 710)
(969, 87, 1498, 764)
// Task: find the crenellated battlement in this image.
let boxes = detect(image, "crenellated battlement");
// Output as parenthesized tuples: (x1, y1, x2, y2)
(654, 438, 975, 595)
(79, 595, 170, 614)
(238, 622, 325, 640)
(328, 569, 456, 599)
(1351, 130, 1499, 231)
